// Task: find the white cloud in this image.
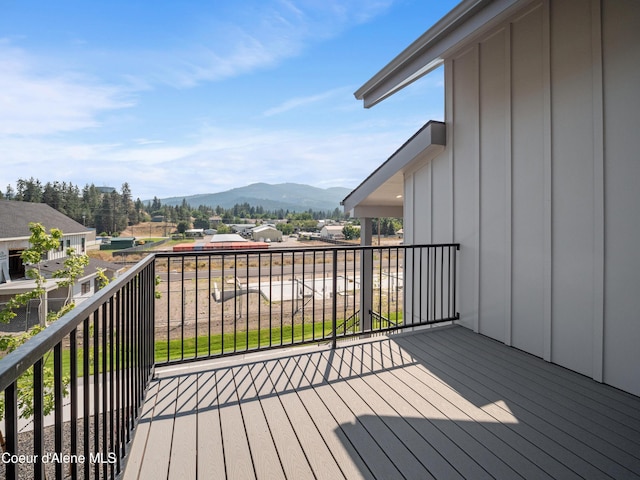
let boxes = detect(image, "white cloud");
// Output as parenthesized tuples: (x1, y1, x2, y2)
(134, 138, 166, 145)
(262, 87, 350, 116)
(129, 0, 396, 89)
(0, 0, 431, 201)
(0, 43, 134, 136)
(0, 118, 416, 199)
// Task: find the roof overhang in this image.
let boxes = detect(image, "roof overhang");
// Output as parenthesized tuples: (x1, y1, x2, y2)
(354, 0, 529, 107)
(0, 279, 59, 295)
(342, 121, 445, 218)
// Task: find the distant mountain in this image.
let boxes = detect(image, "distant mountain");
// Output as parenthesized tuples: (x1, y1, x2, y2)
(156, 183, 352, 213)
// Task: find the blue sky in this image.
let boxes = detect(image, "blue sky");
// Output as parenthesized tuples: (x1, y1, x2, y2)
(1, 0, 458, 200)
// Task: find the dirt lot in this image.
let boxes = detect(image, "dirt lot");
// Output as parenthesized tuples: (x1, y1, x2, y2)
(120, 221, 176, 239)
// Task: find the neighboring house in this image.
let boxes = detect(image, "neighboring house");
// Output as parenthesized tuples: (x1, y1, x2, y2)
(0, 199, 120, 327)
(229, 224, 256, 236)
(184, 229, 205, 238)
(251, 225, 282, 243)
(320, 225, 345, 240)
(343, 0, 640, 397)
(36, 257, 124, 306)
(0, 199, 95, 282)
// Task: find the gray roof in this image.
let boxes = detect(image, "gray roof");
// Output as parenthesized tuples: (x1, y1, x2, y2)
(252, 225, 278, 233)
(211, 234, 247, 243)
(0, 200, 89, 239)
(36, 257, 124, 279)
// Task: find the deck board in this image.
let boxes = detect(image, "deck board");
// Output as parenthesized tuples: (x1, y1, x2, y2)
(137, 376, 178, 479)
(168, 374, 198, 480)
(413, 329, 640, 476)
(262, 358, 346, 480)
(449, 327, 640, 435)
(280, 355, 375, 480)
(400, 329, 638, 478)
(340, 343, 520, 480)
(195, 370, 225, 480)
(233, 364, 285, 480)
(123, 325, 640, 479)
(313, 348, 435, 480)
(364, 338, 577, 479)
(216, 367, 256, 480)
(122, 379, 160, 480)
(436, 329, 640, 446)
(248, 361, 316, 480)
(400, 332, 624, 478)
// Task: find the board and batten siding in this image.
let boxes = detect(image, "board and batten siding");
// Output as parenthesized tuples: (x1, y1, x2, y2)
(403, 0, 640, 396)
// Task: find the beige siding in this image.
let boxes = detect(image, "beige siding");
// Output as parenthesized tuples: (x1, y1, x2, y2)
(510, 4, 546, 358)
(479, 28, 509, 343)
(402, 0, 640, 395)
(602, 0, 640, 396)
(431, 153, 451, 244)
(549, 0, 597, 377)
(411, 164, 432, 244)
(452, 46, 479, 330)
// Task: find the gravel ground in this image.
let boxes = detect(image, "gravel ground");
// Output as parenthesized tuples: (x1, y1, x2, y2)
(3, 416, 122, 480)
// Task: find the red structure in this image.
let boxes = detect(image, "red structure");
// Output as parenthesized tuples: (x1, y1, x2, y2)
(172, 241, 269, 252)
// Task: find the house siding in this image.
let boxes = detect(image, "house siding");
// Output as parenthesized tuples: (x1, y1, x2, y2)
(479, 27, 509, 344)
(451, 45, 479, 331)
(602, 0, 640, 396)
(404, 0, 640, 395)
(549, 0, 597, 379)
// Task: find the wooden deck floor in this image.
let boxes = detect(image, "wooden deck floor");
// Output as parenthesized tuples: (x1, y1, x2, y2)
(123, 325, 640, 479)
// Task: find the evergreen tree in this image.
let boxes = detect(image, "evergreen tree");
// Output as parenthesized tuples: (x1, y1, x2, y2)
(15, 177, 43, 202)
(151, 196, 162, 212)
(121, 182, 138, 225)
(42, 182, 63, 212)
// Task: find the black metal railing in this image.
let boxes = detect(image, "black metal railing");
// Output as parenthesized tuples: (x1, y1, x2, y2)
(154, 243, 459, 366)
(0, 255, 155, 480)
(0, 242, 458, 479)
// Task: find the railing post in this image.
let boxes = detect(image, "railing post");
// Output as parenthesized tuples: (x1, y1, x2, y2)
(4, 382, 18, 480)
(54, 343, 63, 480)
(33, 359, 44, 480)
(332, 249, 338, 349)
(359, 218, 374, 333)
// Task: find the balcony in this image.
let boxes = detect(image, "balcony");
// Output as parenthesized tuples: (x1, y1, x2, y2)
(1, 244, 639, 479)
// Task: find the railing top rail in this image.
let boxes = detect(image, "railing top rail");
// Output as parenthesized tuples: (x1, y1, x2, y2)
(0, 254, 155, 392)
(154, 242, 460, 258)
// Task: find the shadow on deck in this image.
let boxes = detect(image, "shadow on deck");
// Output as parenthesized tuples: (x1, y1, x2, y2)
(123, 325, 640, 479)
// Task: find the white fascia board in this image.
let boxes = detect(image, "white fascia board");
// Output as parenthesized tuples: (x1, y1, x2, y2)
(0, 279, 59, 294)
(0, 236, 30, 243)
(350, 206, 403, 218)
(342, 121, 445, 216)
(355, 0, 525, 107)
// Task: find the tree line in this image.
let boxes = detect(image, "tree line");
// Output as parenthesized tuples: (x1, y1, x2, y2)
(3, 178, 348, 235)
(2, 178, 144, 235)
(147, 198, 346, 225)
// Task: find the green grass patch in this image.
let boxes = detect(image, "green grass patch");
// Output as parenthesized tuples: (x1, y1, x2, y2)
(155, 320, 334, 362)
(36, 311, 406, 377)
(41, 345, 119, 379)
